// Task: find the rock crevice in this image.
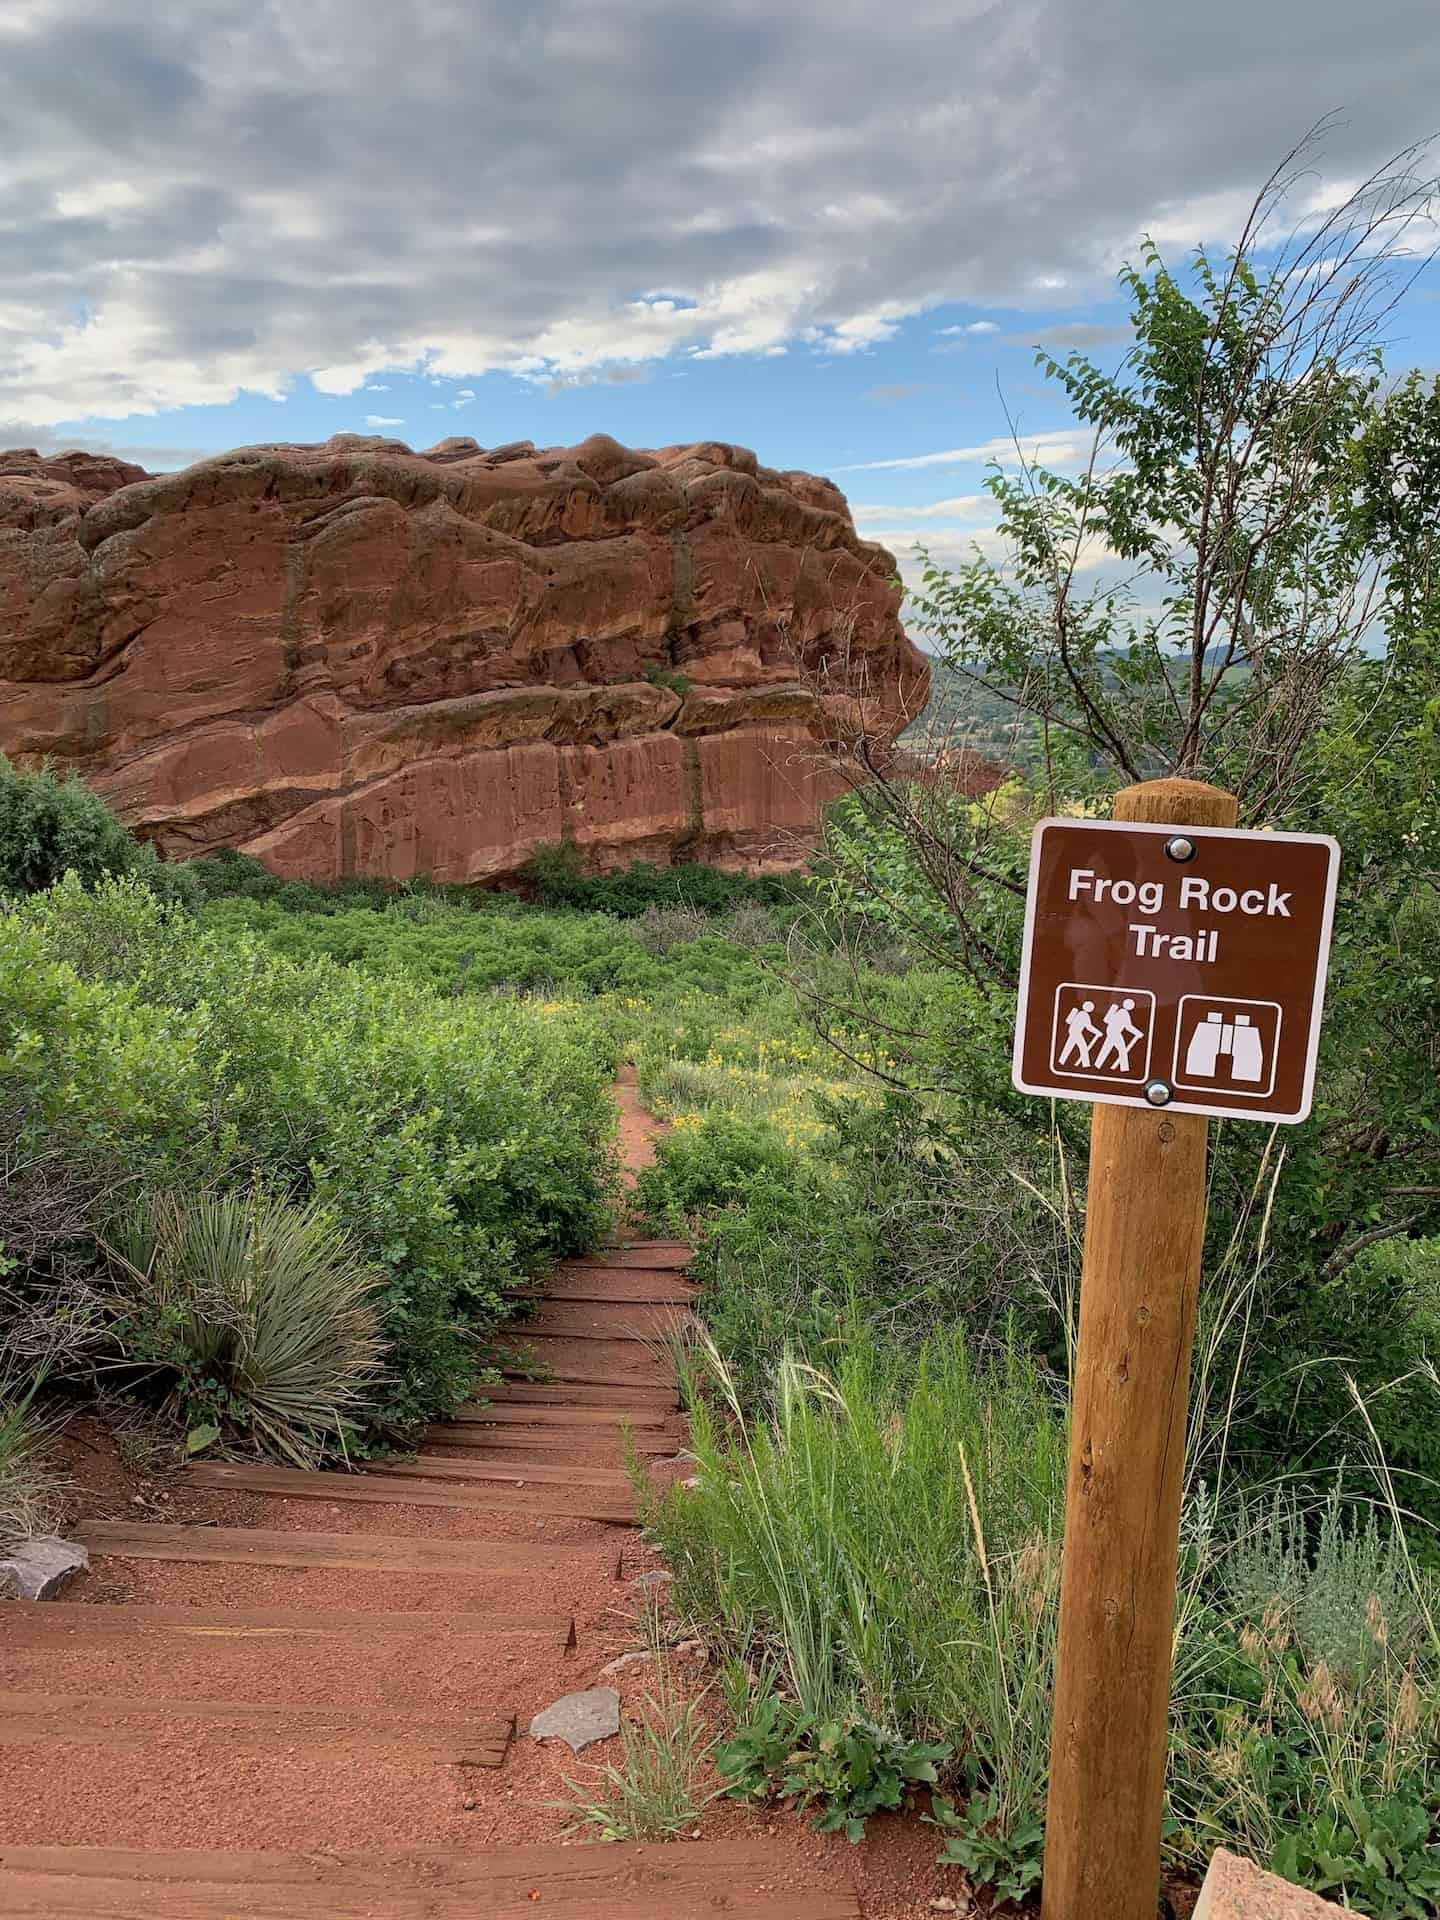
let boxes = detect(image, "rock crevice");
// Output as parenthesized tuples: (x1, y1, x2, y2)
(0, 433, 929, 883)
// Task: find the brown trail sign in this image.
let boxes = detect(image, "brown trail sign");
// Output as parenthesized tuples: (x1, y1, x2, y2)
(1017, 781, 1339, 1920)
(1013, 812, 1339, 1121)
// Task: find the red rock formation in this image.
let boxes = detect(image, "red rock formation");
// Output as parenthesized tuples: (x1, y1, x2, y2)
(0, 434, 928, 884)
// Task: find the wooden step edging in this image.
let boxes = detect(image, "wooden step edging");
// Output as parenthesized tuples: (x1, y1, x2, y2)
(0, 1838, 860, 1918)
(0, 1694, 514, 1766)
(76, 1521, 623, 1580)
(529, 1269, 699, 1304)
(425, 1428, 679, 1459)
(366, 1455, 638, 1493)
(475, 1380, 681, 1409)
(442, 1402, 677, 1429)
(182, 1462, 636, 1524)
(498, 1360, 674, 1392)
(572, 1246, 694, 1270)
(0, 1601, 576, 1651)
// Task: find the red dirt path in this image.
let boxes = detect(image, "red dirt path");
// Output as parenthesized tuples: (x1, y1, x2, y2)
(0, 1081, 965, 1919)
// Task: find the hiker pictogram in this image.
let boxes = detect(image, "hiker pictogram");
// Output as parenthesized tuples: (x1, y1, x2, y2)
(1173, 996, 1281, 1099)
(1050, 984, 1155, 1083)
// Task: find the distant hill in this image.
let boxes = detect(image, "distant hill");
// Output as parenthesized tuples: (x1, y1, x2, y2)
(902, 654, 1041, 769)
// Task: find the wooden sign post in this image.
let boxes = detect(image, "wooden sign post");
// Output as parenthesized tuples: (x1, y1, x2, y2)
(1014, 778, 1341, 1920)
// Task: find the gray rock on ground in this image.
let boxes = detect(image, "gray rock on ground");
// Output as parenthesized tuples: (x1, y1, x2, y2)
(529, 1687, 622, 1752)
(0, 1536, 89, 1600)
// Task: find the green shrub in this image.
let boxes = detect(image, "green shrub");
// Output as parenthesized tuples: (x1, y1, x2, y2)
(3, 876, 618, 1432)
(636, 1092, 1074, 1406)
(649, 1326, 1062, 1891)
(927, 1781, 1046, 1908)
(1270, 1797, 1440, 1919)
(102, 1189, 385, 1465)
(0, 755, 197, 907)
(1168, 1492, 1440, 1906)
(1241, 1235, 1440, 1537)
(648, 1326, 1065, 1752)
(634, 1110, 797, 1223)
(522, 845, 798, 918)
(643, 663, 694, 696)
(716, 1685, 949, 1842)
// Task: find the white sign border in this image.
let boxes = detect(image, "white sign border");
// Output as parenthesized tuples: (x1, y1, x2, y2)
(1010, 817, 1341, 1124)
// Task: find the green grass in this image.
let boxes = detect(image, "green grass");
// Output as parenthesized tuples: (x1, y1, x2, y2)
(0, 1373, 68, 1546)
(555, 1608, 721, 1842)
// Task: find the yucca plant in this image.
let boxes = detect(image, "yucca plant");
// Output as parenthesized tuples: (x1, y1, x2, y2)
(101, 1189, 386, 1465)
(0, 1368, 69, 1546)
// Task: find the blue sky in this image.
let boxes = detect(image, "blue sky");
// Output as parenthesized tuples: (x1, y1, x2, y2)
(5, 0, 1440, 592)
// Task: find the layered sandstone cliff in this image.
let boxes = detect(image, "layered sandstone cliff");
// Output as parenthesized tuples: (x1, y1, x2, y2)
(0, 433, 928, 884)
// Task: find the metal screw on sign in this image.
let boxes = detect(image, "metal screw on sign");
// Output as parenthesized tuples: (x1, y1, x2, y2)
(1144, 1080, 1172, 1107)
(1164, 835, 1197, 862)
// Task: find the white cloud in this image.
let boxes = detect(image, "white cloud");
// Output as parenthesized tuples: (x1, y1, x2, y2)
(853, 494, 991, 518)
(936, 320, 999, 336)
(53, 180, 146, 220)
(453, 388, 476, 407)
(364, 413, 405, 427)
(0, 2, 1432, 431)
(839, 430, 1093, 473)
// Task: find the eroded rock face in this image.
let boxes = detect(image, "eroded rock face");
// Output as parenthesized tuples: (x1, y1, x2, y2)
(0, 433, 928, 883)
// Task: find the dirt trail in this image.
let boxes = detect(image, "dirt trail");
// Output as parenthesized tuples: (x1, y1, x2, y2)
(0, 1080, 873, 1918)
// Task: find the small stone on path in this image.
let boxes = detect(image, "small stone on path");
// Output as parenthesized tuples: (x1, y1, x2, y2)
(629, 1569, 672, 1590)
(0, 1535, 88, 1600)
(529, 1687, 622, 1752)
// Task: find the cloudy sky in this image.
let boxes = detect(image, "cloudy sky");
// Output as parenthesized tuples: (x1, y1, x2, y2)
(4, 0, 1440, 579)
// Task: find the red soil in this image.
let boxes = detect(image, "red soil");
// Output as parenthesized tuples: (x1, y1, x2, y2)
(0, 1083, 977, 1919)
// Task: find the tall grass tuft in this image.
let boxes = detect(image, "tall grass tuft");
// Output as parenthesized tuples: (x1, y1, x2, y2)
(652, 1321, 1440, 1907)
(556, 1606, 720, 1841)
(649, 1322, 1067, 1841)
(102, 1189, 385, 1465)
(0, 1370, 69, 1546)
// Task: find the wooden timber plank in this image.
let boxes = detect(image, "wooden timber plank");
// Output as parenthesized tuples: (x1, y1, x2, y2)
(0, 1840, 860, 1919)
(573, 1241, 690, 1260)
(0, 1602, 575, 1649)
(477, 1381, 680, 1409)
(182, 1462, 636, 1524)
(534, 1269, 699, 1304)
(565, 1252, 691, 1271)
(75, 1522, 622, 1579)
(498, 1363, 675, 1394)
(0, 1694, 513, 1766)
(0, 1876, 849, 1920)
(498, 1362, 674, 1393)
(495, 1334, 673, 1374)
(367, 1455, 635, 1491)
(519, 1302, 697, 1339)
(425, 1428, 679, 1459)
(442, 1403, 675, 1429)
